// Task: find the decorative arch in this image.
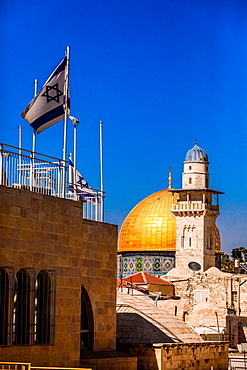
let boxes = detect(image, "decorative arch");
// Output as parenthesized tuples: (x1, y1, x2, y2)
(80, 285, 94, 352)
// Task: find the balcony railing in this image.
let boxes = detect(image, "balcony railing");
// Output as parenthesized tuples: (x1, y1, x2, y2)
(0, 144, 104, 222)
(0, 362, 91, 370)
(171, 202, 219, 212)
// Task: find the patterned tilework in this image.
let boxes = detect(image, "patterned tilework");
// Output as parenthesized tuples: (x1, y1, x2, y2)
(118, 255, 174, 277)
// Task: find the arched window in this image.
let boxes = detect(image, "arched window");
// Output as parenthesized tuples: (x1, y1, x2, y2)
(0, 267, 14, 346)
(81, 285, 94, 352)
(36, 270, 56, 345)
(13, 268, 35, 345)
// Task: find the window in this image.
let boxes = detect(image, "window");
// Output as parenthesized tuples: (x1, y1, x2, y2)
(189, 177, 192, 184)
(0, 267, 14, 346)
(13, 268, 35, 345)
(36, 270, 56, 345)
(189, 166, 192, 170)
(81, 285, 94, 352)
(0, 267, 56, 347)
(232, 291, 237, 305)
(194, 290, 209, 304)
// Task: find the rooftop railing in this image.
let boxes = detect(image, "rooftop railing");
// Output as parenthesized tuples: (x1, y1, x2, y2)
(0, 362, 91, 370)
(0, 144, 104, 222)
(171, 202, 219, 212)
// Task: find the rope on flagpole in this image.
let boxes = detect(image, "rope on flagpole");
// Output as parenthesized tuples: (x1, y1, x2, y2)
(71, 105, 99, 123)
(0, 84, 33, 99)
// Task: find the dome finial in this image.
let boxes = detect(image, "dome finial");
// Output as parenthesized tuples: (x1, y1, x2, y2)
(168, 166, 172, 189)
(195, 139, 198, 146)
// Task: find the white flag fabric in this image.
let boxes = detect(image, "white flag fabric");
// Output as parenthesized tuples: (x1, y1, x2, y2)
(21, 58, 68, 133)
(68, 159, 99, 204)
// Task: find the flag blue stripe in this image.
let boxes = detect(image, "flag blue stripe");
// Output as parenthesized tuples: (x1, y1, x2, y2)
(31, 105, 64, 131)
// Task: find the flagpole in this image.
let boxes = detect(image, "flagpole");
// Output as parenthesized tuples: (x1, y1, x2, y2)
(30, 79, 38, 191)
(62, 46, 70, 197)
(18, 125, 22, 184)
(32, 79, 38, 153)
(99, 120, 104, 221)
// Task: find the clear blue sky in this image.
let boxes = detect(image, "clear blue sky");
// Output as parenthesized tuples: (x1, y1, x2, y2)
(1, 0, 247, 254)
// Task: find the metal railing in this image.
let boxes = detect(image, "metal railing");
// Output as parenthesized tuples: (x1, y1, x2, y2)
(229, 356, 247, 369)
(0, 363, 91, 370)
(0, 144, 104, 221)
(172, 202, 219, 212)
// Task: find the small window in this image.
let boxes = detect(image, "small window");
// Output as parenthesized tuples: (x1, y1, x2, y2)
(232, 291, 237, 304)
(0, 267, 14, 346)
(189, 166, 192, 170)
(13, 268, 35, 345)
(194, 290, 209, 304)
(181, 236, 184, 249)
(36, 270, 56, 345)
(189, 237, 192, 247)
(189, 177, 192, 184)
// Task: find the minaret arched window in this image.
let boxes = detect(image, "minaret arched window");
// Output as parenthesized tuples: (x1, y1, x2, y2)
(36, 270, 56, 345)
(13, 268, 35, 345)
(80, 285, 94, 352)
(0, 267, 14, 346)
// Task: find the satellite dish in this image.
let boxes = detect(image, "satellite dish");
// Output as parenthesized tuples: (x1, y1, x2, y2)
(188, 261, 201, 271)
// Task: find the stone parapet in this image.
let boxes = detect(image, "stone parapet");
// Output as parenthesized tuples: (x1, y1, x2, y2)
(119, 342, 229, 370)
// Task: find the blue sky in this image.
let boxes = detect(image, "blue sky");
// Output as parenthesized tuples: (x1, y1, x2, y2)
(0, 0, 247, 254)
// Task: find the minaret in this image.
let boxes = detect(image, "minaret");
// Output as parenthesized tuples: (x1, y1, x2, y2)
(169, 143, 223, 272)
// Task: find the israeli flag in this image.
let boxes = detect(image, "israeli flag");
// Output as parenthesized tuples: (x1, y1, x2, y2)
(21, 58, 68, 133)
(68, 159, 98, 204)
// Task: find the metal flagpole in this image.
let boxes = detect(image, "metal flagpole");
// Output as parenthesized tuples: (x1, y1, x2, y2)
(32, 79, 38, 153)
(62, 46, 70, 197)
(99, 120, 104, 221)
(30, 79, 38, 190)
(18, 126, 22, 184)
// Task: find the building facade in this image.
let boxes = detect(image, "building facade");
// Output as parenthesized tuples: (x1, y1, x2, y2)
(0, 185, 118, 366)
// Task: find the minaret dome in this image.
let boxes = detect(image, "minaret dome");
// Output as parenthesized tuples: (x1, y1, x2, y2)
(183, 143, 209, 189)
(185, 143, 208, 163)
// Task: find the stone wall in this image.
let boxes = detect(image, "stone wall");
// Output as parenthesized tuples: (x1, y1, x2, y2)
(226, 316, 247, 348)
(163, 271, 247, 328)
(119, 342, 229, 370)
(0, 185, 118, 367)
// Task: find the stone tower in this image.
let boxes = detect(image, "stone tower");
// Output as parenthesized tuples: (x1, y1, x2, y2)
(169, 143, 223, 272)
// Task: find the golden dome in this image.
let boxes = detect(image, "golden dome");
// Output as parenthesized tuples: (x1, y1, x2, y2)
(118, 188, 221, 254)
(118, 189, 178, 253)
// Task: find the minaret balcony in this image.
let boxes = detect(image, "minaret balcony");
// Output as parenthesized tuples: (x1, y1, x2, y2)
(171, 202, 219, 212)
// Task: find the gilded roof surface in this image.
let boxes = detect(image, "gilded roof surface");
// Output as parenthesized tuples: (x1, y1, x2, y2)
(118, 189, 177, 253)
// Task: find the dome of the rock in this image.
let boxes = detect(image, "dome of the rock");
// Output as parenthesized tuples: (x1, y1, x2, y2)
(118, 189, 178, 253)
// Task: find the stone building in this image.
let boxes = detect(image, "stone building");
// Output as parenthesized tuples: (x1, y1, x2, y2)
(160, 267, 247, 346)
(118, 143, 223, 276)
(0, 185, 136, 369)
